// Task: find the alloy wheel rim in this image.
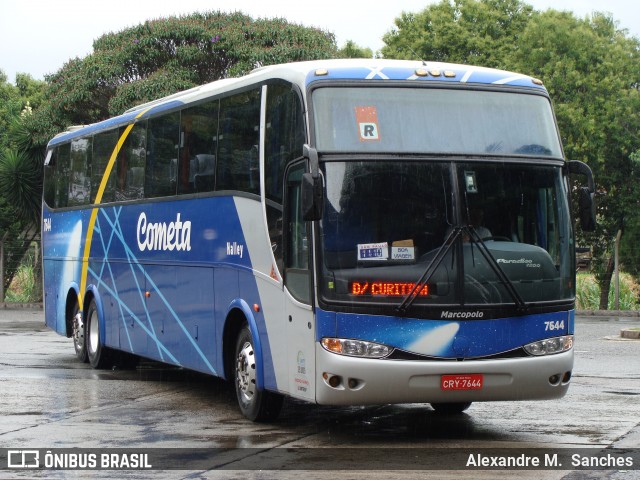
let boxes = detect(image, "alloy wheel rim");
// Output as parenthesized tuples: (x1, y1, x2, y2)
(236, 341, 256, 403)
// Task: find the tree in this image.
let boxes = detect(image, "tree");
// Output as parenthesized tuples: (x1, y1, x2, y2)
(337, 40, 374, 59)
(0, 72, 46, 299)
(511, 11, 640, 309)
(382, 0, 534, 68)
(38, 11, 336, 134)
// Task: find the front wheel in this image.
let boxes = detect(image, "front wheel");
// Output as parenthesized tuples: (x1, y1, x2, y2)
(234, 326, 283, 422)
(85, 298, 112, 369)
(430, 402, 472, 414)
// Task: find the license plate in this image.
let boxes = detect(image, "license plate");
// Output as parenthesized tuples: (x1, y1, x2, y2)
(441, 374, 483, 391)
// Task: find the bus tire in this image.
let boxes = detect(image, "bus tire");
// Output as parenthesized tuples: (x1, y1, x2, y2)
(85, 298, 112, 369)
(234, 325, 283, 422)
(430, 402, 472, 414)
(71, 300, 88, 363)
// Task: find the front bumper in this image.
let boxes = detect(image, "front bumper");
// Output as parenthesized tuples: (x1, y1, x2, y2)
(315, 343, 573, 405)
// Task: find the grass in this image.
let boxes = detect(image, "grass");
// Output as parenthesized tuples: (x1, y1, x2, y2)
(5, 260, 39, 303)
(576, 272, 640, 310)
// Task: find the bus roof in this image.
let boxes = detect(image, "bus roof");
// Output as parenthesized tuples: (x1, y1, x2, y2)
(47, 59, 546, 148)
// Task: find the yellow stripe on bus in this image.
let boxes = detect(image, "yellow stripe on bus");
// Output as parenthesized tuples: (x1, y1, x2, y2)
(78, 108, 151, 309)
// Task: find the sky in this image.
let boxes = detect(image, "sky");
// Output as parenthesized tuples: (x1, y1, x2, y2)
(1, 0, 640, 84)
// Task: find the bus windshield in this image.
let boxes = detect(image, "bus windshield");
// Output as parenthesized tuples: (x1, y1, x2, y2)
(318, 161, 574, 310)
(312, 87, 562, 157)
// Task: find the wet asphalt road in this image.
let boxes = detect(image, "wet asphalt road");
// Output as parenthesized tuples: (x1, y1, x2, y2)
(0, 308, 638, 479)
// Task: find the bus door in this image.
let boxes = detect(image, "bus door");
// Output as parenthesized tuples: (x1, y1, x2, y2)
(283, 161, 316, 401)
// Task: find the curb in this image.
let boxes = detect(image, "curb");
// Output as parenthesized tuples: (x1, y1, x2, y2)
(576, 310, 640, 317)
(1, 303, 43, 309)
(620, 328, 640, 339)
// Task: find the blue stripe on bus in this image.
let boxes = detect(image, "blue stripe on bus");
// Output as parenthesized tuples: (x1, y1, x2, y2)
(42, 197, 278, 386)
(315, 308, 572, 358)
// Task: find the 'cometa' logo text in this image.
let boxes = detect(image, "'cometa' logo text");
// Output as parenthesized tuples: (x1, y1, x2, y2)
(137, 212, 192, 252)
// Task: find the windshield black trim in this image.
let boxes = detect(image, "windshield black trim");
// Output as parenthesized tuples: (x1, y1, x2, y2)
(317, 152, 566, 166)
(387, 346, 529, 361)
(313, 158, 575, 318)
(314, 298, 575, 320)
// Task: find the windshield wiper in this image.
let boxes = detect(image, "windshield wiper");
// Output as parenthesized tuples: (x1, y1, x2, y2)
(396, 226, 527, 315)
(396, 226, 462, 315)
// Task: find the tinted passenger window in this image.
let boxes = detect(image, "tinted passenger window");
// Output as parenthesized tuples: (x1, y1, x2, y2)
(179, 101, 219, 194)
(55, 143, 71, 208)
(265, 83, 306, 272)
(116, 123, 146, 201)
(146, 113, 179, 198)
(216, 89, 260, 194)
(68, 137, 92, 206)
(43, 150, 56, 208)
(92, 130, 118, 203)
(284, 161, 311, 303)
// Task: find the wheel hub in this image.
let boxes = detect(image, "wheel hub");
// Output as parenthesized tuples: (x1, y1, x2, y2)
(72, 312, 84, 350)
(236, 341, 257, 403)
(88, 310, 99, 354)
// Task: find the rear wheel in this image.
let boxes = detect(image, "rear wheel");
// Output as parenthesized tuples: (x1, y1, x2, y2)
(430, 402, 472, 414)
(85, 298, 112, 369)
(71, 301, 87, 363)
(234, 326, 283, 421)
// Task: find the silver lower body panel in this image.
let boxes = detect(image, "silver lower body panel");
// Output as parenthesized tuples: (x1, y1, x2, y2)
(315, 344, 573, 405)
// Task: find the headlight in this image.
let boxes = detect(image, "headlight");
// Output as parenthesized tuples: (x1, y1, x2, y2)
(321, 337, 393, 358)
(524, 335, 573, 356)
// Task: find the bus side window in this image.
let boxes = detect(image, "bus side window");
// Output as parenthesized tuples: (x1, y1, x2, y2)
(43, 149, 56, 208)
(68, 137, 92, 207)
(265, 83, 306, 274)
(116, 123, 146, 201)
(91, 130, 118, 204)
(179, 100, 219, 194)
(216, 89, 260, 195)
(146, 112, 179, 198)
(284, 161, 311, 303)
(55, 143, 71, 208)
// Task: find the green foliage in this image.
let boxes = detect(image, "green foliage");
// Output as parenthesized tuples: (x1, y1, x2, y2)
(576, 273, 640, 310)
(382, 0, 534, 67)
(337, 41, 374, 59)
(5, 254, 38, 303)
(0, 193, 34, 297)
(0, 71, 25, 155)
(0, 71, 47, 299)
(42, 11, 336, 129)
(0, 148, 42, 226)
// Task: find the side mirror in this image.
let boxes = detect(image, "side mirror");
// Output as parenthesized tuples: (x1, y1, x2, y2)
(302, 172, 323, 221)
(578, 186, 596, 232)
(301, 144, 324, 221)
(567, 160, 596, 232)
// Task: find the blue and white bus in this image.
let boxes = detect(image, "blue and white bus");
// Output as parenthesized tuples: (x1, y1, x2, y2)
(42, 59, 595, 421)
